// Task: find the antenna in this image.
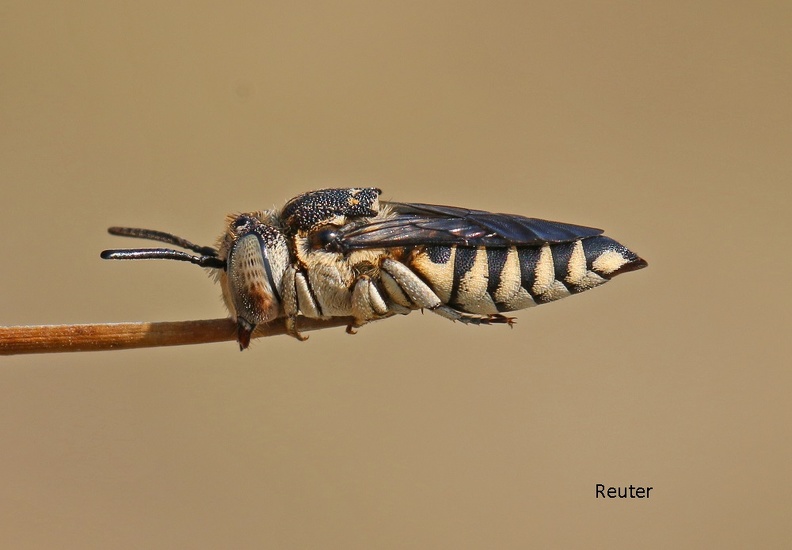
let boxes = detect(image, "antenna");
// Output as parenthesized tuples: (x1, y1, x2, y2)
(101, 226, 226, 269)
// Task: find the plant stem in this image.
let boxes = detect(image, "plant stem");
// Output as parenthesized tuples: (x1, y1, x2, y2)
(0, 317, 354, 355)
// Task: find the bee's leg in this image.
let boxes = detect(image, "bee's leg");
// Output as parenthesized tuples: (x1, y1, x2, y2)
(430, 306, 516, 326)
(381, 259, 515, 326)
(281, 265, 309, 341)
(380, 270, 416, 311)
(381, 259, 441, 307)
(294, 270, 322, 317)
(349, 276, 396, 334)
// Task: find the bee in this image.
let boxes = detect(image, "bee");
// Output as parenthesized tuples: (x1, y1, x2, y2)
(102, 188, 647, 349)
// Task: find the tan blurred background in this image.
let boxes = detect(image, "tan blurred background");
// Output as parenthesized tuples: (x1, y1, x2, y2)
(1, 1, 790, 548)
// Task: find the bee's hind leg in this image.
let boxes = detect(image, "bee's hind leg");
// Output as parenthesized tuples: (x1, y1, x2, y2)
(380, 258, 515, 327)
(431, 306, 516, 327)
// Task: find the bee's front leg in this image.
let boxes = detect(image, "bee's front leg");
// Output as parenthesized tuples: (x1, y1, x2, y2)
(281, 265, 308, 341)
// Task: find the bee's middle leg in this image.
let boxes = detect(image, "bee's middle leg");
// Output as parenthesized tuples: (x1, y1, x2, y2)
(349, 275, 399, 333)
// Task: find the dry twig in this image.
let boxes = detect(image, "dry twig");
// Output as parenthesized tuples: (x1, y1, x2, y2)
(0, 317, 354, 356)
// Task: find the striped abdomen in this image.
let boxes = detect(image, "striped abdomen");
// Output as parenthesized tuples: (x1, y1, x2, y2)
(406, 237, 647, 315)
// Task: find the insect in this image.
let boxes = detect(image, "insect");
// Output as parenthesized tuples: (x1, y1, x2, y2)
(102, 188, 647, 349)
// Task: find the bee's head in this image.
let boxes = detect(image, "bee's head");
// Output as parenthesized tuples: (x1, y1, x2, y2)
(219, 213, 291, 350)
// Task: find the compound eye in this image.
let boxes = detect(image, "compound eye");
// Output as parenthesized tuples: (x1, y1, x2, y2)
(309, 226, 340, 250)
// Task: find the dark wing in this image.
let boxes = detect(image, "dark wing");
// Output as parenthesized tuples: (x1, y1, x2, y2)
(334, 202, 603, 251)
